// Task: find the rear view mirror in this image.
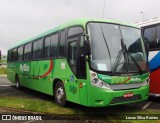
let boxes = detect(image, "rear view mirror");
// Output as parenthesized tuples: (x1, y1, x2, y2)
(84, 40, 90, 59)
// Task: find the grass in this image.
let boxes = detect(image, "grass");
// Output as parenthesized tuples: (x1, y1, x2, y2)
(0, 97, 74, 114)
(0, 97, 160, 122)
(0, 60, 6, 63)
(0, 67, 7, 74)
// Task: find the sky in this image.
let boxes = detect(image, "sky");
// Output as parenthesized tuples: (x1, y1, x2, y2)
(0, 0, 160, 55)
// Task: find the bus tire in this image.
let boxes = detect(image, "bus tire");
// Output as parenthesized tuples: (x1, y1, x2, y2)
(15, 76, 21, 89)
(54, 81, 67, 107)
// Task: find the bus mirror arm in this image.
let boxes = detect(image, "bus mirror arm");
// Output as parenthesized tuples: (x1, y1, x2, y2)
(84, 40, 90, 61)
(79, 33, 89, 38)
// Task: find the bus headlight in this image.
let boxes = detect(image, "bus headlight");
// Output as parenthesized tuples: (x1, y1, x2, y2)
(142, 79, 149, 86)
(92, 78, 99, 84)
(99, 82, 103, 87)
(92, 79, 110, 89)
(90, 71, 111, 89)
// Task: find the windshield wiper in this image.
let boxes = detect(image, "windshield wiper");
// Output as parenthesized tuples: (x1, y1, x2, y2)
(111, 38, 128, 74)
(121, 38, 143, 74)
(112, 38, 143, 75)
(127, 53, 143, 74)
(111, 49, 123, 74)
(121, 39, 129, 72)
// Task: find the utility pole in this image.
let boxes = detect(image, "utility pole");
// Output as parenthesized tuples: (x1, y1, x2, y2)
(103, 0, 106, 18)
(0, 50, 1, 60)
(141, 12, 145, 21)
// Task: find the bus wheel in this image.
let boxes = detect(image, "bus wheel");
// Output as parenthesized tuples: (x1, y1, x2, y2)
(54, 81, 66, 106)
(15, 76, 21, 89)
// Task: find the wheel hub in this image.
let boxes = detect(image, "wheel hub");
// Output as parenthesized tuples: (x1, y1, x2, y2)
(56, 86, 64, 102)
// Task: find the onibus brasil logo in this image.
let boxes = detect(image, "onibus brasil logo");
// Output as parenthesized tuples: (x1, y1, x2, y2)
(20, 64, 29, 72)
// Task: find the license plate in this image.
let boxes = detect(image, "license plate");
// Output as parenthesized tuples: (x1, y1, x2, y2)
(123, 92, 133, 98)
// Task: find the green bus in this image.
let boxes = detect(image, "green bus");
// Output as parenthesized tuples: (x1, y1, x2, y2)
(7, 18, 149, 107)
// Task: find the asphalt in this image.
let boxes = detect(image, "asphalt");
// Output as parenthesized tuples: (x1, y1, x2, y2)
(0, 76, 37, 98)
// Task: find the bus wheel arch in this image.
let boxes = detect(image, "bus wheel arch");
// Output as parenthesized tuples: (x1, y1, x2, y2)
(53, 79, 67, 106)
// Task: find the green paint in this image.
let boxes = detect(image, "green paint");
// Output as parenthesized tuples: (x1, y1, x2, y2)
(44, 64, 48, 70)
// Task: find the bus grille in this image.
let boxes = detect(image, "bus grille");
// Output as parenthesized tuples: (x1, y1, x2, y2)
(109, 83, 142, 91)
(111, 95, 141, 104)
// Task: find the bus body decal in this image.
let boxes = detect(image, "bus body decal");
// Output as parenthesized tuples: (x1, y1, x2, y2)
(149, 51, 160, 72)
(120, 76, 131, 84)
(39, 60, 54, 78)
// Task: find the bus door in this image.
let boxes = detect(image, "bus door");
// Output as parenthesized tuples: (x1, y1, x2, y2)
(67, 35, 88, 105)
(67, 37, 80, 103)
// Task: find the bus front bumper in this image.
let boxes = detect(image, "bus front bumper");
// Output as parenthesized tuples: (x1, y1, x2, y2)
(87, 85, 149, 107)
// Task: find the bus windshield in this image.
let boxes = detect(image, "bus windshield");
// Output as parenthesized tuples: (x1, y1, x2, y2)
(87, 22, 148, 74)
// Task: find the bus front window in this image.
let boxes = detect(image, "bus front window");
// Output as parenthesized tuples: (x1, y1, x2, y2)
(87, 23, 148, 74)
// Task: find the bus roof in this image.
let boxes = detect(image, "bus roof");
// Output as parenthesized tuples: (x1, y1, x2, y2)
(9, 18, 139, 50)
(135, 17, 160, 27)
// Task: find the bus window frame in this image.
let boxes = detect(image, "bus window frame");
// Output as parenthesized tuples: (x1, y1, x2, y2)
(142, 23, 160, 51)
(17, 45, 24, 62)
(32, 38, 44, 60)
(43, 32, 59, 59)
(10, 48, 18, 62)
(7, 25, 85, 63)
(66, 25, 86, 78)
(23, 42, 32, 61)
(85, 21, 149, 76)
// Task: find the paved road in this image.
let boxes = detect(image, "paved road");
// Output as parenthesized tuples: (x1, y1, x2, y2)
(0, 76, 38, 98)
(0, 76, 12, 85)
(0, 76, 54, 100)
(0, 76, 160, 114)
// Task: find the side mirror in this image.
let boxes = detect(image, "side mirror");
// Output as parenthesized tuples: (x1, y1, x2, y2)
(84, 40, 90, 60)
(78, 33, 90, 60)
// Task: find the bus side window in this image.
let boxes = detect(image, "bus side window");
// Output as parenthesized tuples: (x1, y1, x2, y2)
(44, 33, 58, 58)
(37, 39, 43, 59)
(24, 45, 28, 60)
(33, 41, 37, 59)
(50, 33, 58, 58)
(7, 50, 12, 62)
(33, 39, 43, 59)
(156, 25, 160, 48)
(44, 36, 51, 58)
(11, 48, 18, 61)
(59, 31, 66, 57)
(18, 46, 23, 61)
(144, 26, 156, 50)
(24, 43, 32, 61)
(68, 41, 77, 74)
